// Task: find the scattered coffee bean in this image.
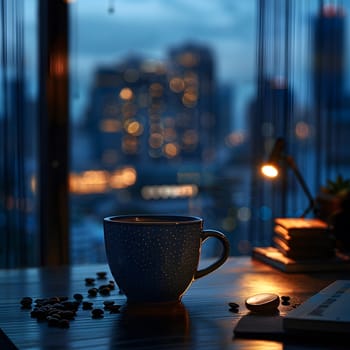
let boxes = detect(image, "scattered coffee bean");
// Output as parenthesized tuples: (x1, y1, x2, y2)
(103, 300, 115, 307)
(21, 271, 122, 328)
(20, 297, 33, 309)
(228, 302, 239, 309)
(60, 310, 75, 320)
(50, 303, 64, 310)
(46, 308, 58, 316)
(228, 301, 240, 313)
(108, 304, 121, 314)
(30, 303, 77, 326)
(48, 296, 61, 304)
(99, 286, 111, 296)
(281, 295, 291, 305)
(47, 316, 60, 327)
(73, 293, 84, 301)
(31, 308, 47, 320)
(62, 301, 79, 311)
(82, 301, 94, 310)
(34, 298, 45, 305)
(49, 312, 62, 320)
(96, 271, 107, 279)
(108, 281, 115, 290)
(229, 307, 239, 313)
(91, 308, 104, 319)
(85, 277, 95, 286)
(58, 296, 69, 302)
(88, 288, 98, 297)
(20, 296, 33, 303)
(102, 300, 120, 312)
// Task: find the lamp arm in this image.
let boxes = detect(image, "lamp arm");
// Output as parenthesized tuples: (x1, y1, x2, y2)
(285, 156, 314, 218)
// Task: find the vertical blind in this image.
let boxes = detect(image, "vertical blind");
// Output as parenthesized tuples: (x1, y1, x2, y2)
(0, 0, 70, 268)
(0, 0, 39, 267)
(250, 0, 350, 246)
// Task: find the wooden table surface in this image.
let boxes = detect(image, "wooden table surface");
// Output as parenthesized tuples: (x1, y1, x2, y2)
(1, 256, 349, 350)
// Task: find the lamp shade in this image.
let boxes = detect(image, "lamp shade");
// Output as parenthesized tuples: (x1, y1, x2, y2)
(261, 138, 314, 218)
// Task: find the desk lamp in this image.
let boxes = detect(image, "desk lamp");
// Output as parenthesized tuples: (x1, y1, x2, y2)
(261, 138, 314, 218)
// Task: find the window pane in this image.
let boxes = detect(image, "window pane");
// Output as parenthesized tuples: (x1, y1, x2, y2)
(69, 1, 257, 264)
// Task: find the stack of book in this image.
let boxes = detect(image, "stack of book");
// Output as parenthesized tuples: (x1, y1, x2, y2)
(252, 218, 350, 272)
(273, 218, 335, 260)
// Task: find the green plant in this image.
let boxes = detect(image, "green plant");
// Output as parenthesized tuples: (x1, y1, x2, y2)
(320, 174, 350, 197)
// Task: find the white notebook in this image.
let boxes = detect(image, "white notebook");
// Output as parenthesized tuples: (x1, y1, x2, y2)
(283, 280, 350, 334)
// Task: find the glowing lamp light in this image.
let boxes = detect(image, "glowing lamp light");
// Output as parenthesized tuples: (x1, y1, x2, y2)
(261, 164, 279, 178)
(261, 138, 314, 218)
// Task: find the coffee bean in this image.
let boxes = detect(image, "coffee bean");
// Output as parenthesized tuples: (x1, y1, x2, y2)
(109, 305, 121, 314)
(73, 293, 84, 301)
(99, 286, 111, 296)
(50, 303, 65, 310)
(20, 297, 33, 305)
(20, 297, 33, 309)
(228, 301, 240, 313)
(60, 310, 75, 320)
(32, 308, 47, 320)
(49, 313, 62, 320)
(281, 295, 290, 305)
(62, 301, 79, 310)
(96, 271, 107, 279)
(103, 300, 115, 307)
(91, 308, 104, 319)
(47, 316, 60, 327)
(35, 298, 49, 306)
(82, 301, 94, 310)
(58, 296, 69, 302)
(85, 277, 95, 286)
(228, 302, 239, 309)
(88, 288, 98, 297)
(48, 297, 61, 305)
(47, 308, 61, 316)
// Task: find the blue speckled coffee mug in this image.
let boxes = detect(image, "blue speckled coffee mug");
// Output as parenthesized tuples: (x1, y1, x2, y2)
(103, 215, 230, 304)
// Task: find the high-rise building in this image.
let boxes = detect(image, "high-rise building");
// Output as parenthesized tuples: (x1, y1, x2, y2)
(83, 42, 219, 170)
(168, 42, 217, 162)
(312, 4, 345, 110)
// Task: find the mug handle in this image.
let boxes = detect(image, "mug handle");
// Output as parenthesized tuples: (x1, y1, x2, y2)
(194, 229, 230, 280)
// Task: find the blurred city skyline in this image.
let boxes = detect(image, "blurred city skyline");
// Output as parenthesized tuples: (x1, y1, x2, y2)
(69, 0, 257, 130)
(3, 0, 349, 265)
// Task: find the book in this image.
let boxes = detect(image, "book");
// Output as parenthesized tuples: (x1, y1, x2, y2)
(273, 229, 335, 249)
(274, 218, 330, 236)
(252, 246, 350, 273)
(273, 236, 335, 260)
(283, 280, 350, 334)
(274, 224, 333, 241)
(275, 217, 329, 230)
